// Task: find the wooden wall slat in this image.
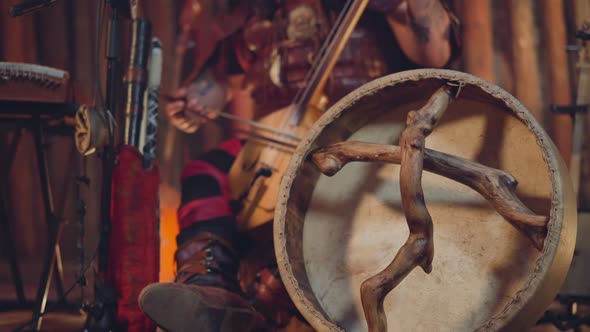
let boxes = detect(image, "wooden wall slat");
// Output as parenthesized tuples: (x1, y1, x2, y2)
(461, 0, 494, 82)
(35, 0, 70, 69)
(0, 0, 38, 62)
(571, 0, 590, 208)
(8, 132, 47, 258)
(36, 0, 81, 259)
(507, 0, 544, 123)
(146, 0, 186, 191)
(1, 0, 43, 259)
(491, 0, 514, 94)
(540, 0, 573, 164)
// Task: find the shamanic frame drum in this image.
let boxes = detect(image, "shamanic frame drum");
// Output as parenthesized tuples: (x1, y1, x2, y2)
(274, 69, 577, 331)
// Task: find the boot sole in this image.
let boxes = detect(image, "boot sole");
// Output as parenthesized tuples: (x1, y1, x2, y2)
(139, 283, 259, 332)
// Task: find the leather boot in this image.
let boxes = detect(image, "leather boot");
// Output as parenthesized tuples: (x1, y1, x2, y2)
(139, 232, 265, 332)
(248, 267, 298, 329)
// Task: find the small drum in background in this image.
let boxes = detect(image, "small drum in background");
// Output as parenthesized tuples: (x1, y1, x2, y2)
(274, 69, 577, 331)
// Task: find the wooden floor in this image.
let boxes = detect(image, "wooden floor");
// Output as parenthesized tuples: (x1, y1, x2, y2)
(531, 324, 590, 332)
(0, 310, 85, 332)
(1, 216, 588, 331)
(0, 260, 85, 332)
(0, 308, 587, 332)
(0, 261, 588, 332)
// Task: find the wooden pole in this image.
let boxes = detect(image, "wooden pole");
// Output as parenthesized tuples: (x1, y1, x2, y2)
(507, 0, 544, 123)
(461, 0, 495, 82)
(571, 0, 590, 207)
(143, 0, 181, 282)
(147, 0, 185, 191)
(0, 0, 41, 258)
(540, 0, 573, 164)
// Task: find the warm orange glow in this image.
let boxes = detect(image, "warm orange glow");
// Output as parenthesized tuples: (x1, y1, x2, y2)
(159, 206, 179, 282)
(159, 183, 181, 282)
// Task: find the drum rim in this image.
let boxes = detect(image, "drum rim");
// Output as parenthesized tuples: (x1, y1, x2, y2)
(274, 69, 577, 331)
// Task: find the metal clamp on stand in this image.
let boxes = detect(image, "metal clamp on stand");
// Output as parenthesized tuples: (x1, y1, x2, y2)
(549, 104, 589, 117)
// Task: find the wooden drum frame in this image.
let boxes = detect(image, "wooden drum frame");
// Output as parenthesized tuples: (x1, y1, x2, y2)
(274, 70, 577, 331)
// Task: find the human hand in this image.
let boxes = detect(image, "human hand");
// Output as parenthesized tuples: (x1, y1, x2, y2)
(165, 87, 198, 133)
(165, 86, 219, 133)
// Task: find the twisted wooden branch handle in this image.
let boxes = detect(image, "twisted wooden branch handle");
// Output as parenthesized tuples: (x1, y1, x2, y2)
(360, 86, 451, 332)
(311, 142, 547, 249)
(310, 85, 548, 332)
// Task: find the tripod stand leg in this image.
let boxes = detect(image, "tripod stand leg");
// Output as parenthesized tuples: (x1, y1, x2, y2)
(0, 191, 26, 305)
(30, 120, 65, 330)
(0, 129, 26, 305)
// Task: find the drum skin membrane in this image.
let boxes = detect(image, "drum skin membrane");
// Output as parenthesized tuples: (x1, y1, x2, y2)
(275, 70, 576, 332)
(304, 100, 546, 331)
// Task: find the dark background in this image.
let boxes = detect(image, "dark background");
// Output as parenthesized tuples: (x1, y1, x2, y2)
(0, 0, 588, 324)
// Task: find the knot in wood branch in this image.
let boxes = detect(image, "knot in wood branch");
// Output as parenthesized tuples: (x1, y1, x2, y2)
(499, 174, 518, 190)
(310, 150, 343, 176)
(403, 131, 425, 149)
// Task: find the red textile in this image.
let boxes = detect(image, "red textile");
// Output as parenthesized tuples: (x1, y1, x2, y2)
(180, 160, 230, 199)
(219, 138, 242, 157)
(177, 138, 243, 231)
(108, 144, 159, 332)
(178, 196, 234, 228)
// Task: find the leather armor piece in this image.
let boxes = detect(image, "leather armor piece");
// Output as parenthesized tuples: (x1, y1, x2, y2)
(243, 1, 389, 117)
(139, 232, 265, 332)
(248, 267, 299, 329)
(174, 231, 241, 292)
(139, 283, 265, 332)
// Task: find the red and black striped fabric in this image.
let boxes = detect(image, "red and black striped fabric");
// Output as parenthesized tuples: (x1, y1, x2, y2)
(176, 138, 243, 247)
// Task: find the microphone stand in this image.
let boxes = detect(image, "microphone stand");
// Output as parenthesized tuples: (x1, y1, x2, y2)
(83, 1, 130, 330)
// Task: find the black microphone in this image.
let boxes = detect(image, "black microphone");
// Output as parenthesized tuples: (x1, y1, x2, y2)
(8, 0, 56, 17)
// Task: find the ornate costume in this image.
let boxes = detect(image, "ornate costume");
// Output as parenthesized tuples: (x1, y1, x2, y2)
(139, 1, 460, 331)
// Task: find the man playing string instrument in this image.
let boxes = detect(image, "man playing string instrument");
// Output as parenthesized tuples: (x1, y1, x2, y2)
(139, 0, 460, 331)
